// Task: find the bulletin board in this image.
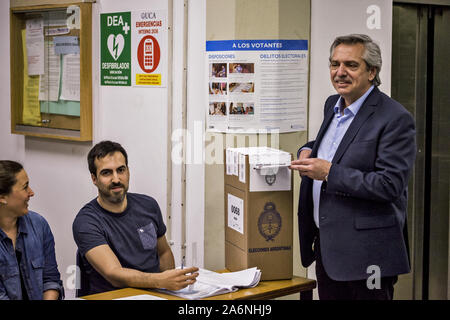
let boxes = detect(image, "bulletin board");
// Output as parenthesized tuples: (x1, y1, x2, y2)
(10, 2, 92, 141)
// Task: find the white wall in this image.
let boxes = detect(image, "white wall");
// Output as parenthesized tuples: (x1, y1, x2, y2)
(95, 0, 169, 218)
(2, 0, 205, 299)
(1, 0, 25, 161)
(185, 0, 206, 268)
(203, 1, 310, 281)
(168, 0, 206, 268)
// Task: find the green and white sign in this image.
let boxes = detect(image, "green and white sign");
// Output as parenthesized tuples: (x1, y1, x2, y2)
(100, 12, 131, 86)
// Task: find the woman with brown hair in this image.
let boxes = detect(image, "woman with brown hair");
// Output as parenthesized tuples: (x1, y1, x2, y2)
(0, 160, 63, 300)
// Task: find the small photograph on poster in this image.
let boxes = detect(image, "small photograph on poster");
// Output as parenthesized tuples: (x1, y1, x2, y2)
(209, 102, 227, 116)
(229, 102, 254, 115)
(209, 82, 227, 95)
(210, 63, 227, 78)
(229, 63, 254, 74)
(229, 82, 254, 94)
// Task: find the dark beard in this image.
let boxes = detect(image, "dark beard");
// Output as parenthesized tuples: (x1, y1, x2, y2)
(99, 183, 128, 204)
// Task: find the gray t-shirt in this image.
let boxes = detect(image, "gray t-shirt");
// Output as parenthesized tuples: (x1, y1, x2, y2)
(72, 193, 166, 296)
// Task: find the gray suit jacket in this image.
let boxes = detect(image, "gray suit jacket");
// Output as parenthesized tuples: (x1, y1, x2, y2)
(298, 87, 416, 281)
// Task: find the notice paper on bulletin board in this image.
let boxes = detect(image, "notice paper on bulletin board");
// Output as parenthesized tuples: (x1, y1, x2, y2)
(22, 29, 41, 126)
(37, 40, 80, 117)
(206, 39, 308, 133)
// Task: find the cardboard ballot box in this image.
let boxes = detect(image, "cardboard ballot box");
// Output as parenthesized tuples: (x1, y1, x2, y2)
(225, 147, 293, 280)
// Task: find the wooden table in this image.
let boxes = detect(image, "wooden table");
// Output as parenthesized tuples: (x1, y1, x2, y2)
(81, 275, 316, 300)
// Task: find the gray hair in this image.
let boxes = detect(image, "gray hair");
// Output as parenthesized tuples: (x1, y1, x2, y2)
(329, 34, 382, 87)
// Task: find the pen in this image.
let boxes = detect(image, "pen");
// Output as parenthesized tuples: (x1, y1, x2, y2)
(181, 256, 193, 292)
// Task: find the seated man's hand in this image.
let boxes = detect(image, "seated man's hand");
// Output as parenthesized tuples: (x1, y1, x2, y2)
(156, 267, 199, 291)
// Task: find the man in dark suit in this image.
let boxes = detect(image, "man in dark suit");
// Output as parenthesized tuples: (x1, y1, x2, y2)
(290, 34, 416, 300)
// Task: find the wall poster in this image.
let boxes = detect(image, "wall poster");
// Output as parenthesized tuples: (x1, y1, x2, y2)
(206, 40, 308, 133)
(100, 9, 167, 87)
(132, 9, 167, 87)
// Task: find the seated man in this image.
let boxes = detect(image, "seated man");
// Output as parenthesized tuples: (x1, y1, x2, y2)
(73, 140, 198, 296)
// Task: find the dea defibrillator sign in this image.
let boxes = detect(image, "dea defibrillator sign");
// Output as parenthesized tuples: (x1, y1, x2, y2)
(100, 12, 131, 86)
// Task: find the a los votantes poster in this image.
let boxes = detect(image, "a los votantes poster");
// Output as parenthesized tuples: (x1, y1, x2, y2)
(206, 40, 308, 133)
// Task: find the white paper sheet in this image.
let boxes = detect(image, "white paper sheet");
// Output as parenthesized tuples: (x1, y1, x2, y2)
(26, 18, 45, 75)
(60, 53, 80, 101)
(39, 40, 61, 102)
(226, 147, 292, 192)
(158, 267, 261, 300)
(227, 193, 244, 234)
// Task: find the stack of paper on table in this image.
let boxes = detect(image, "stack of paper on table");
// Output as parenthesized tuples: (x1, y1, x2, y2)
(157, 267, 262, 300)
